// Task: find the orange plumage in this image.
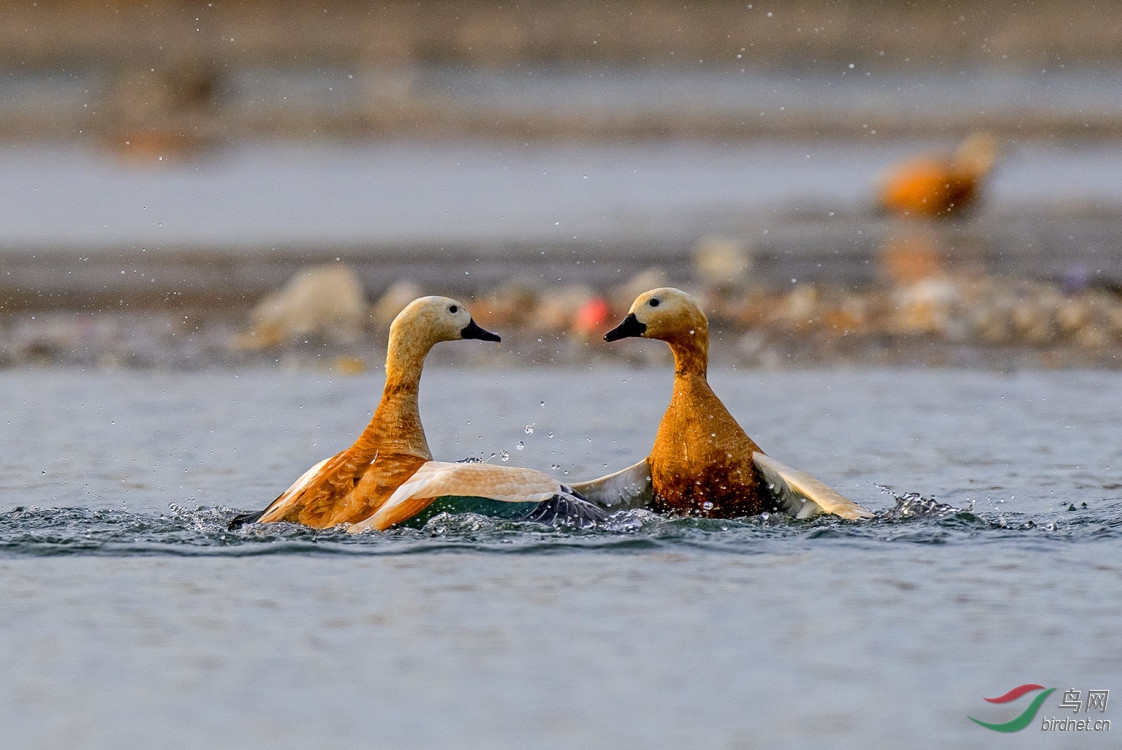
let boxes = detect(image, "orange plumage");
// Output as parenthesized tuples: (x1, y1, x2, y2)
(240, 296, 589, 531)
(575, 288, 872, 521)
(876, 132, 999, 218)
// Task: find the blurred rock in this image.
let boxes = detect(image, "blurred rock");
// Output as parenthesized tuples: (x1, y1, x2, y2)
(890, 277, 961, 336)
(782, 285, 819, 329)
(533, 283, 597, 333)
(371, 279, 425, 329)
(475, 277, 543, 328)
(232, 264, 367, 349)
(691, 235, 753, 289)
(611, 267, 668, 311)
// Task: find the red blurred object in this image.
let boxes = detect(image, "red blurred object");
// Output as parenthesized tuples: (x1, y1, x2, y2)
(572, 296, 611, 336)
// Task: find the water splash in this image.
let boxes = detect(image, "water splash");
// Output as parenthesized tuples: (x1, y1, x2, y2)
(875, 487, 966, 520)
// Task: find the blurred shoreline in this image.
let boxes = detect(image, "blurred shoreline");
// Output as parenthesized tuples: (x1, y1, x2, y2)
(4, 1, 1122, 369)
(2, 1, 1122, 143)
(6, 1, 1120, 69)
(7, 209, 1122, 371)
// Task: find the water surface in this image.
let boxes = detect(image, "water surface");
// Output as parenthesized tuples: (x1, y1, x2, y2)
(1, 138, 1120, 252)
(2, 366, 1120, 747)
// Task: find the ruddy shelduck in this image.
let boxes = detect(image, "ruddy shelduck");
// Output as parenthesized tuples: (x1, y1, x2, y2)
(572, 288, 873, 521)
(231, 296, 604, 531)
(876, 132, 999, 218)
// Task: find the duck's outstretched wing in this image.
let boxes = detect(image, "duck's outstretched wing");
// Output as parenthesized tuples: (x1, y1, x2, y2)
(346, 461, 566, 533)
(752, 452, 873, 520)
(569, 459, 654, 509)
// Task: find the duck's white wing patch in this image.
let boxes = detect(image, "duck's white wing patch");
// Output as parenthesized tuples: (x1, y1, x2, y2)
(348, 461, 562, 533)
(752, 452, 873, 521)
(569, 459, 654, 509)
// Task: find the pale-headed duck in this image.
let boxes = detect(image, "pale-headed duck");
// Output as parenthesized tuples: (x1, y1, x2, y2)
(231, 296, 604, 531)
(572, 287, 873, 521)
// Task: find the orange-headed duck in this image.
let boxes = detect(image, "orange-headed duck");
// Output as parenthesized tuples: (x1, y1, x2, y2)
(876, 132, 999, 218)
(572, 287, 873, 521)
(231, 296, 604, 531)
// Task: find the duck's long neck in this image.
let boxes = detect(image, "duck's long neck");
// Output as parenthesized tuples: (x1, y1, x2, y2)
(663, 320, 758, 452)
(667, 323, 710, 382)
(352, 336, 434, 461)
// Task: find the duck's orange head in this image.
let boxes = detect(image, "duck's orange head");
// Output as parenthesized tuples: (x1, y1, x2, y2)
(390, 296, 501, 349)
(604, 287, 708, 344)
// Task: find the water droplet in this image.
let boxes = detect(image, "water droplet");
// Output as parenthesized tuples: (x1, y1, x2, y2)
(702, 501, 714, 511)
(499, 450, 510, 463)
(516, 441, 525, 451)
(523, 425, 534, 435)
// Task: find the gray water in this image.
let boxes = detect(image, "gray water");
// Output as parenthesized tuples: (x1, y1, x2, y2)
(1, 138, 1119, 252)
(2, 365, 1121, 748)
(6, 63, 1122, 136)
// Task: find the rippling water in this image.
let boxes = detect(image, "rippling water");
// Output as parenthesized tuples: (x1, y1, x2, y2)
(3, 366, 1121, 748)
(2, 491, 1120, 559)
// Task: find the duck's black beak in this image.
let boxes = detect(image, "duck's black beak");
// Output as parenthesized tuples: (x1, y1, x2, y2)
(461, 319, 501, 342)
(604, 313, 646, 342)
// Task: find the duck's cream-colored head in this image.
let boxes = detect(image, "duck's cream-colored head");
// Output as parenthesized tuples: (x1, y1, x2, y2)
(952, 131, 999, 179)
(388, 296, 499, 364)
(604, 287, 708, 345)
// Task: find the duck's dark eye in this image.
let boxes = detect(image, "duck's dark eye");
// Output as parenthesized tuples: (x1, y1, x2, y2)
(449, 305, 459, 313)
(649, 298, 660, 307)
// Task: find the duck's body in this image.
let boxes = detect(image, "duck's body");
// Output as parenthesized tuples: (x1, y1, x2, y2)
(573, 288, 872, 520)
(876, 132, 998, 218)
(648, 370, 764, 515)
(236, 296, 601, 532)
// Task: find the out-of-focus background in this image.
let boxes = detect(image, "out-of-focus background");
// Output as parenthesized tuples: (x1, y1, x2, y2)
(3, 0, 1122, 367)
(7, 8, 1122, 749)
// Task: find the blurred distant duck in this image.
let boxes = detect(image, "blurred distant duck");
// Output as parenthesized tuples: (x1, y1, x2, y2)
(876, 132, 999, 218)
(230, 296, 604, 532)
(571, 288, 873, 521)
(105, 58, 224, 165)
